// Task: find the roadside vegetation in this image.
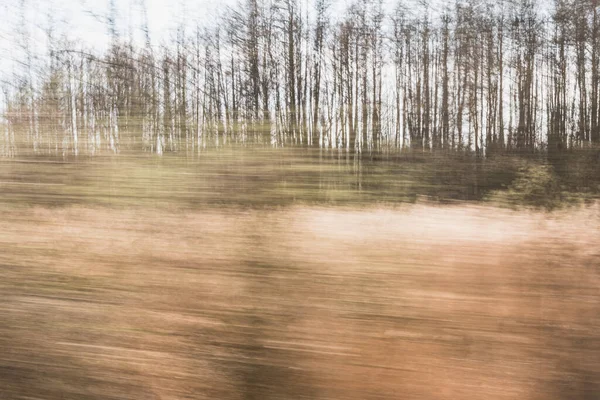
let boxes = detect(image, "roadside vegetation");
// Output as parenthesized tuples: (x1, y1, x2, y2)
(1, 147, 598, 211)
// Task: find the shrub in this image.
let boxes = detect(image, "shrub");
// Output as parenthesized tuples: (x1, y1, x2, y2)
(488, 163, 565, 210)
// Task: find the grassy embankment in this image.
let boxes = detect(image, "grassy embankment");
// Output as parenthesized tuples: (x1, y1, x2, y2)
(1, 146, 599, 210)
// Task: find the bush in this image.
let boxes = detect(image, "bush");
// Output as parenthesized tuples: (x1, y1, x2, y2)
(488, 163, 565, 210)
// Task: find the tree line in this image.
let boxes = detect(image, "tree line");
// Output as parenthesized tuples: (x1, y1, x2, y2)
(1, 0, 599, 157)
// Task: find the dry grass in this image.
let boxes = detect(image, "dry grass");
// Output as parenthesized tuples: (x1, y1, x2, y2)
(0, 204, 599, 399)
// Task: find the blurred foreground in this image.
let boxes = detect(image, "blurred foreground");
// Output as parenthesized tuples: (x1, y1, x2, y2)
(1, 202, 599, 399)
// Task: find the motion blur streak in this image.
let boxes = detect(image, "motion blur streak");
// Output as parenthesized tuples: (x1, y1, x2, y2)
(1, 203, 599, 399)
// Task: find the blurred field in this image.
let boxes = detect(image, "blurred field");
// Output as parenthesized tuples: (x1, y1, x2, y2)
(2, 148, 599, 213)
(1, 200, 599, 399)
(0, 148, 582, 209)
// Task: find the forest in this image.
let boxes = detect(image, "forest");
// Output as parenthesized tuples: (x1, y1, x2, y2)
(2, 0, 600, 158)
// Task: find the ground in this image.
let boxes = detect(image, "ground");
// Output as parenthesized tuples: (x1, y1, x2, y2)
(0, 203, 599, 399)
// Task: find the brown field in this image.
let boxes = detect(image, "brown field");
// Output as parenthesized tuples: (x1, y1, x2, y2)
(0, 204, 599, 400)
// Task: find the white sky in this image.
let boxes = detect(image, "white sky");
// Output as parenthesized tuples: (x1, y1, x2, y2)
(0, 0, 552, 91)
(1, 0, 231, 54)
(0, 0, 239, 93)
(0, 0, 445, 55)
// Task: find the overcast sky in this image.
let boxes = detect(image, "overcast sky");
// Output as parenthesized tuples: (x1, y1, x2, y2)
(0, 0, 453, 54)
(1, 0, 230, 55)
(0, 0, 237, 92)
(0, 0, 552, 91)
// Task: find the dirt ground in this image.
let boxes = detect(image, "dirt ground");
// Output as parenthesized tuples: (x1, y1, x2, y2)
(0, 204, 599, 400)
